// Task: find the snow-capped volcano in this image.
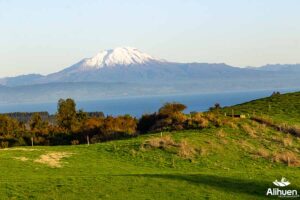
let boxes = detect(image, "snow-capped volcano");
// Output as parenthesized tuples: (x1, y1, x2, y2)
(69, 47, 160, 72)
(1, 48, 300, 105)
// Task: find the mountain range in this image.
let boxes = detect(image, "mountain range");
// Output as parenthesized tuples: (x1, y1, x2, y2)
(0, 47, 300, 104)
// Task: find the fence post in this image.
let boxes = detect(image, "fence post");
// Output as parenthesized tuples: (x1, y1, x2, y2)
(87, 135, 90, 146)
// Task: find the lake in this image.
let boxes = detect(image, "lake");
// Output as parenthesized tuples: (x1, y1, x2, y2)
(0, 89, 297, 117)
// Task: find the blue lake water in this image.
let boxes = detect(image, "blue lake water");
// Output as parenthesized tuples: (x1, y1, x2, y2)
(0, 89, 298, 117)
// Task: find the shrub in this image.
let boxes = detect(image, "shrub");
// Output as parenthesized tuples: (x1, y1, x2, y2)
(287, 125, 300, 137)
(71, 140, 80, 145)
(142, 135, 176, 149)
(209, 103, 221, 112)
(90, 135, 101, 144)
(100, 115, 137, 137)
(252, 115, 300, 137)
(187, 112, 209, 129)
(177, 139, 196, 159)
(142, 136, 197, 159)
(239, 140, 255, 152)
(256, 148, 270, 158)
(272, 151, 300, 167)
(204, 113, 224, 127)
(241, 124, 257, 138)
(158, 103, 186, 116)
(216, 129, 226, 138)
(0, 115, 22, 137)
(137, 113, 157, 133)
(282, 135, 293, 147)
(0, 141, 9, 149)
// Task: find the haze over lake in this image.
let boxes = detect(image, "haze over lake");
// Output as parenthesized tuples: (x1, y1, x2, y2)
(0, 89, 297, 117)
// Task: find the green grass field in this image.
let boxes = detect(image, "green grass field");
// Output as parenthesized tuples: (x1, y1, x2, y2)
(222, 91, 300, 125)
(1, 92, 300, 199)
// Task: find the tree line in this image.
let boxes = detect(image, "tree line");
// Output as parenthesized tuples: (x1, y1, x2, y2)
(0, 98, 222, 148)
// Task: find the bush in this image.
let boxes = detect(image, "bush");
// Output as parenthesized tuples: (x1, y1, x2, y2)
(0, 141, 9, 149)
(100, 115, 137, 136)
(158, 103, 186, 116)
(241, 124, 257, 138)
(177, 139, 196, 159)
(142, 136, 197, 159)
(187, 112, 209, 129)
(142, 135, 176, 149)
(71, 140, 80, 145)
(138, 113, 157, 133)
(272, 151, 300, 167)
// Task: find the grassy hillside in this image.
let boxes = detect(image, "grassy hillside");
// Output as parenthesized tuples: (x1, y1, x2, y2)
(221, 91, 300, 125)
(1, 92, 300, 199)
(1, 122, 300, 199)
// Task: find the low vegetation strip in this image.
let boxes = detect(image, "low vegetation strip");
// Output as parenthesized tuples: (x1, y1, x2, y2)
(0, 98, 237, 148)
(251, 115, 300, 137)
(142, 135, 198, 159)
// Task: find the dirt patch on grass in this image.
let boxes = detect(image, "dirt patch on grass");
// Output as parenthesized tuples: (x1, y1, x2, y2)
(14, 157, 29, 162)
(34, 152, 73, 168)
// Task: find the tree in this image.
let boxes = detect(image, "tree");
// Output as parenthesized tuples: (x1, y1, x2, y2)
(271, 91, 281, 96)
(209, 103, 221, 112)
(0, 115, 21, 137)
(138, 113, 157, 133)
(159, 103, 187, 116)
(29, 113, 43, 130)
(77, 109, 88, 123)
(56, 98, 78, 131)
(137, 103, 188, 133)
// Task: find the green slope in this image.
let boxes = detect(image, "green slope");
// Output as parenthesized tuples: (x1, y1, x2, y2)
(1, 92, 300, 199)
(0, 125, 300, 199)
(221, 91, 300, 125)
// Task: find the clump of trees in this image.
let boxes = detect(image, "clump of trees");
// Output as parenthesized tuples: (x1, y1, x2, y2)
(4, 112, 50, 123)
(0, 98, 138, 147)
(0, 99, 226, 148)
(138, 102, 211, 133)
(209, 103, 221, 112)
(0, 115, 26, 148)
(53, 98, 137, 145)
(271, 91, 281, 96)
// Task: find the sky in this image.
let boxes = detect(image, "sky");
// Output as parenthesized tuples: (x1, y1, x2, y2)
(0, 0, 300, 77)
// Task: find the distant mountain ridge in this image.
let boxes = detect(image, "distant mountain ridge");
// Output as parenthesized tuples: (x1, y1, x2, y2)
(0, 47, 300, 104)
(256, 64, 300, 72)
(0, 47, 300, 86)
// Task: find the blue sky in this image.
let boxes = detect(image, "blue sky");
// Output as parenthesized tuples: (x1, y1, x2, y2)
(0, 0, 300, 76)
